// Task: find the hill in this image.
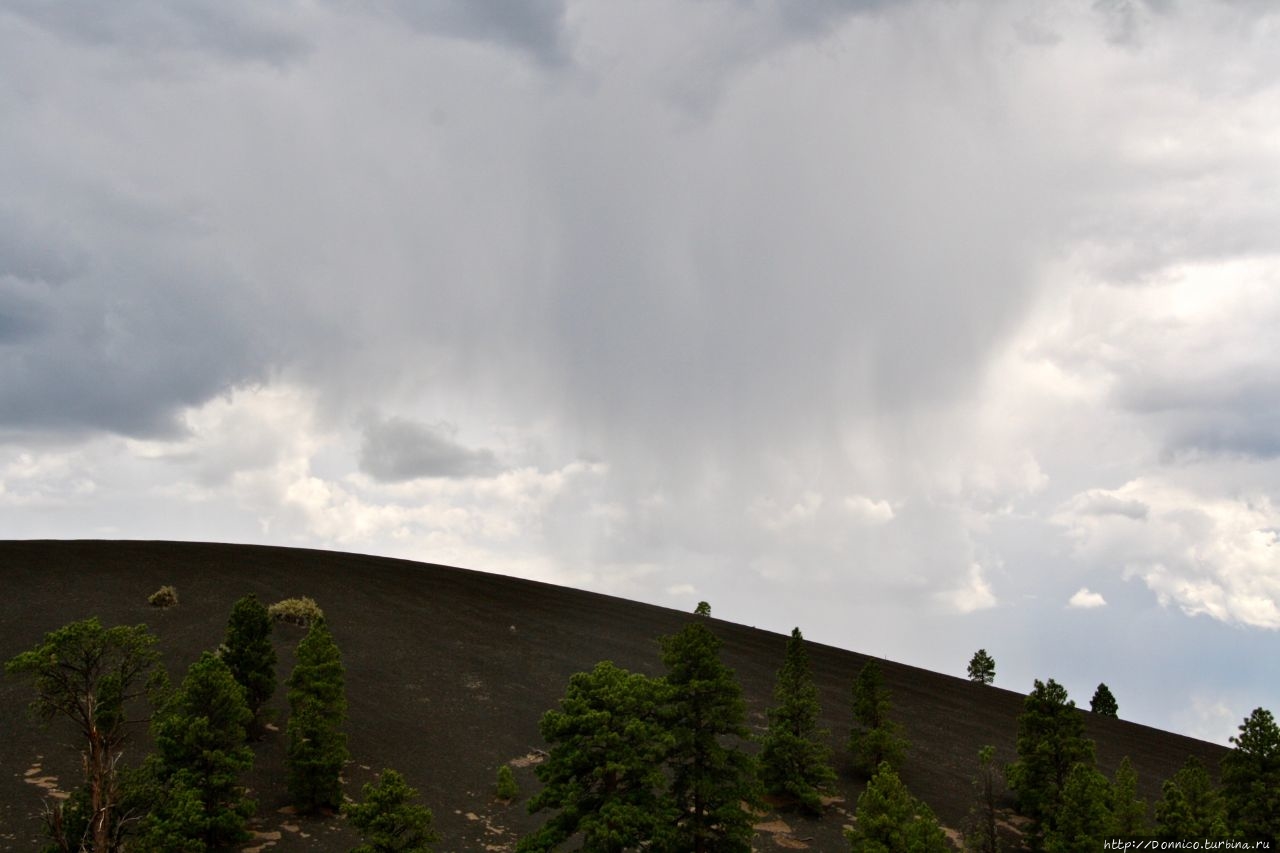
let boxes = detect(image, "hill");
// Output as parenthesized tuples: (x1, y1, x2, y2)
(1, 540, 1228, 851)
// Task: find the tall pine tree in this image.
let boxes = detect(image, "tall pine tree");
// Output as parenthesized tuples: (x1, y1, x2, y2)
(286, 617, 348, 812)
(1108, 756, 1147, 837)
(1007, 679, 1095, 847)
(849, 659, 908, 777)
(758, 628, 836, 814)
(222, 594, 277, 733)
(519, 661, 673, 852)
(1153, 756, 1228, 839)
(659, 621, 758, 853)
(5, 619, 166, 853)
(1043, 763, 1112, 853)
(142, 652, 255, 849)
(1221, 707, 1280, 843)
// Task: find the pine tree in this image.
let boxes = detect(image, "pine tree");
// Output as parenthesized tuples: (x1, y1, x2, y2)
(1220, 707, 1280, 843)
(222, 594, 277, 733)
(963, 745, 1004, 853)
(845, 761, 950, 853)
(849, 659, 908, 777)
(1089, 684, 1118, 718)
(1108, 756, 1147, 836)
(496, 765, 519, 801)
(1153, 756, 1228, 839)
(1007, 679, 1095, 846)
(659, 621, 758, 853)
(143, 652, 255, 848)
(758, 628, 837, 814)
(519, 661, 673, 852)
(286, 617, 348, 812)
(695, 601, 712, 617)
(345, 769, 438, 853)
(968, 650, 996, 685)
(1043, 763, 1112, 853)
(5, 619, 166, 853)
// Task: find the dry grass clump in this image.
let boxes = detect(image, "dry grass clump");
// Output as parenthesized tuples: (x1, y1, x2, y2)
(148, 585, 179, 607)
(268, 596, 323, 626)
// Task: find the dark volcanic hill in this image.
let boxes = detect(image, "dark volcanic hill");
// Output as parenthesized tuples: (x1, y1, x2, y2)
(1, 540, 1227, 851)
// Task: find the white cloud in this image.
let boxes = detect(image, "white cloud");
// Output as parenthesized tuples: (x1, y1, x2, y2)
(842, 495, 895, 525)
(940, 563, 999, 614)
(1068, 587, 1107, 609)
(1057, 480, 1280, 627)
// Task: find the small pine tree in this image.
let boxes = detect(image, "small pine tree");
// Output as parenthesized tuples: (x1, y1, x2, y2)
(1220, 707, 1280, 842)
(849, 659, 908, 777)
(968, 649, 996, 685)
(758, 628, 837, 814)
(1153, 756, 1228, 839)
(345, 769, 438, 853)
(695, 601, 712, 617)
(845, 761, 950, 853)
(963, 745, 1005, 853)
(496, 765, 519, 801)
(222, 594, 277, 733)
(1007, 679, 1095, 845)
(1044, 763, 1113, 853)
(660, 621, 759, 853)
(1108, 756, 1147, 836)
(286, 617, 349, 812)
(519, 662, 673, 852)
(144, 651, 255, 848)
(1090, 684, 1118, 718)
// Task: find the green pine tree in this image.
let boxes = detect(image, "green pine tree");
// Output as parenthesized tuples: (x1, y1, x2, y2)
(758, 628, 836, 814)
(1007, 679, 1096, 847)
(1221, 707, 1280, 843)
(5, 618, 166, 853)
(286, 617, 349, 812)
(1108, 756, 1147, 836)
(963, 745, 1005, 853)
(849, 660, 908, 777)
(1089, 684, 1118, 718)
(968, 650, 996, 685)
(845, 761, 950, 853)
(1043, 763, 1113, 853)
(519, 661, 674, 853)
(658, 621, 759, 853)
(143, 651, 255, 848)
(1153, 756, 1228, 839)
(344, 769, 438, 853)
(222, 593, 277, 733)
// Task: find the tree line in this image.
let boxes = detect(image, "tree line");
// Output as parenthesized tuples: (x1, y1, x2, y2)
(8, 598, 1279, 851)
(5, 594, 433, 853)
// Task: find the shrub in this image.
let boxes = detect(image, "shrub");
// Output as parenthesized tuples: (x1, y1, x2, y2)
(496, 764, 519, 801)
(268, 596, 323, 626)
(148, 585, 179, 607)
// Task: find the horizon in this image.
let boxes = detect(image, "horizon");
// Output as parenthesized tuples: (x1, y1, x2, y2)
(2, 1, 1278, 746)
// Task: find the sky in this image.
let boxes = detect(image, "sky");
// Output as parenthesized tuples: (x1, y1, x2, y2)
(1, 0, 1278, 746)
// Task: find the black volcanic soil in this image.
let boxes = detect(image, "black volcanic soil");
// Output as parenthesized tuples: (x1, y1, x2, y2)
(1, 540, 1227, 851)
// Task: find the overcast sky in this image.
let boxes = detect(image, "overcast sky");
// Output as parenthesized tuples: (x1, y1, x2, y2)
(2, 0, 1278, 746)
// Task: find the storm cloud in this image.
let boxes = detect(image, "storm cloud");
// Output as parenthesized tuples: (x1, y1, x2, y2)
(359, 417, 501, 481)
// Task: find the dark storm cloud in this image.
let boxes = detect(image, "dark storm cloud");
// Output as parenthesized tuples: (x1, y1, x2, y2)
(360, 0, 569, 65)
(1118, 370, 1280, 460)
(0, 0, 307, 64)
(359, 417, 501, 482)
(0, 261, 268, 438)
